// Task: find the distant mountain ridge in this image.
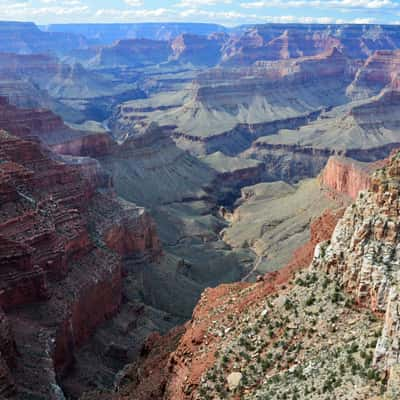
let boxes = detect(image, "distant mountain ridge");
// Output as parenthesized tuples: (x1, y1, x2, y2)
(0, 21, 87, 55)
(40, 22, 231, 44)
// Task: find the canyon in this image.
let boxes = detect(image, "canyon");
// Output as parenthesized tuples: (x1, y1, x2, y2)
(1, 20, 400, 400)
(100, 146, 400, 400)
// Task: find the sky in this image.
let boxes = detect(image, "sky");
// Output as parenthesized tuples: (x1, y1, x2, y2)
(2, 0, 400, 26)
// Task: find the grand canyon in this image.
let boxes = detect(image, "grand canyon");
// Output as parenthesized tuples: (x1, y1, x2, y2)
(1, 12, 400, 400)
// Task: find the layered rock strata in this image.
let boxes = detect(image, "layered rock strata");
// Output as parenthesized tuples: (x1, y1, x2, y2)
(170, 34, 225, 67)
(312, 152, 400, 380)
(0, 130, 161, 398)
(222, 24, 400, 66)
(348, 50, 400, 99)
(319, 156, 379, 201)
(98, 152, 400, 400)
(92, 39, 172, 67)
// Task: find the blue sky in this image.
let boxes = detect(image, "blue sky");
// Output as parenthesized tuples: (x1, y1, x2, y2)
(1, 0, 400, 26)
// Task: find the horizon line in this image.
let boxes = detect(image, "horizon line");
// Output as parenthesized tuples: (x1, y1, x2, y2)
(2, 20, 400, 29)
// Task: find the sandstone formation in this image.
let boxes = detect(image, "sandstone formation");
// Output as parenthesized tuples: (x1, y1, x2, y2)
(319, 156, 378, 201)
(43, 22, 228, 44)
(0, 131, 161, 398)
(221, 24, 400, 66)
(0, 53, 143, 124)
(0, 96, 115, 158)
(0, 21, 87, 55)
(95, 205, 346, 400)
(91, 39, 172, 68)
(0, 96, 76, 142)
(51, 132, 114, 158)
(170, 34, 226, 67)
(348, 50, 400, 99)
(4, 20, 400, 400)
(312, 152, 400, 379)
(116, 48, 355, 158)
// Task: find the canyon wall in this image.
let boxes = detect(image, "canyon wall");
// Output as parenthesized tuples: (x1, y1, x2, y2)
(319, 156, 376, 201)
(221, 24, 400, 66)
(95, 152, 400, 400)
(0, 130, 161, 398)
(312, 152, 400, 379)
(0, 309, 16, 398)
(0, 21, 87, 55)
(348, 50, 400, 98)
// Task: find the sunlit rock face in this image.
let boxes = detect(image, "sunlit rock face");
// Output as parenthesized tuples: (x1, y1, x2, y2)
(221, 24, 400, 66)
(348, 50, 400, 99)
(319, 156, 378, 201)
(312, 152, 400, 377)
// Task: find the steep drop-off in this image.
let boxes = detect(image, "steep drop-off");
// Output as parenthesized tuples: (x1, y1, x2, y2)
(0, 131, 161, 399)
(104, 148, 400, 400)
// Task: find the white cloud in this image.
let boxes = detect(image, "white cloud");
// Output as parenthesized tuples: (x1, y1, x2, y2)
(240, 0, 396, 9)
(175, 0, 232, 7)
(39, 0, 83, 4)
(350, 17, 377, 23)
(179, 8, 247, 19)
(123, 0, 144, 6)
(176, 8, 344, 24)
(0, 0, 394, 25)
(95, 7, 169, 19)
(0, 3, 90, 19)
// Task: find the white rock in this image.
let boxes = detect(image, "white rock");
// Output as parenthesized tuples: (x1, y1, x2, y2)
(227, 372, 243, 391)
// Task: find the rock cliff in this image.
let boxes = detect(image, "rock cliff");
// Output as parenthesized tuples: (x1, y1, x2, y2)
(312, 151, 400, 381)
(222, 24, 400, 66)
(170, 34, 226, 67)
(0, 21, 87, 55)
(91, 39, 172, 68)
(117, 48, 355, 157)
(102, 151, 400, 400)
(0, 131, 161, 398)
(0, 96, 115, 158)
(348, 50, 400, 99)
(319, 156, 378, 201)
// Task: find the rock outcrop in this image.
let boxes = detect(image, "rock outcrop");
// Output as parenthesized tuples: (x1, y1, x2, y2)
(222, 24, 400, 66)
(92, 39, 172, 67)
(319, 156, 378, 201)
(51, 132, 114, 158)
(0, 96, 115, 158)
(0, 21, 87, 55)
(348, 50, 400, 99)
(0, 131, 161, 398)
(0, 53, 141, 124)
(312, 151, 400, 379)
(100, 152, 400, 400)
(170, 34, 226, 67)
(6, 20, 400, 400)
(87, 194, 343, 400)
(118, 48, 355, 159)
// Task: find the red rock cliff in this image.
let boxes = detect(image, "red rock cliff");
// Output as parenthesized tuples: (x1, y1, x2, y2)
(0, 130, 162, 398)
(319, 156, 376, 201)
(0, 96, 112, 156)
